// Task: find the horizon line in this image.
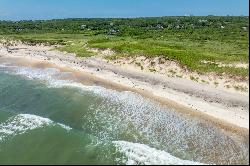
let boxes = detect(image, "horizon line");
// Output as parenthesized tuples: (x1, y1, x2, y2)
(1, 15, 249, 22)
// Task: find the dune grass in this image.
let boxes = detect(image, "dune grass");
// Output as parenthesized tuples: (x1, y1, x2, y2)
(0, 33, 95, 58)
(0, 16, 248, 80)
(56, 41, 95, 58)
(1, 33, 248, 79)
(0, 33, 85, 45)
(87, 36, 248, 79)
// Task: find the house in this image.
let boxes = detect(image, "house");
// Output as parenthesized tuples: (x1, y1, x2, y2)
(156, 24, 164, 29)
(198, 19, 208, 23)
(242, 27, 247, 30)
(108, 29, 119, 35)
(80, 24, 87, 30)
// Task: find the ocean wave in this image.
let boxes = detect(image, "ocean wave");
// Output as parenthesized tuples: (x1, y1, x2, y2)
(113, 141, 204, 165)
(0, 64, 72, 84)
(0, 63, 248, 164)
(0, 64, 139, 102)
(0, 114, 72, 142)
(0, 64, 140, 98)
(1, 66, 207, 164)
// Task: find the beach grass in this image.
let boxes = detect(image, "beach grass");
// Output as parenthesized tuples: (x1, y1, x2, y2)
(0, 16, 248, 79)
(56, 41, 95, 58)
(87, 36, 248, 79)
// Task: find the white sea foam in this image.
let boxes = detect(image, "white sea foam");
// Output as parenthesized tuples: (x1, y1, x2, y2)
(1, 64, 135, 101)
(1, 64, 248, 164)
(57, 123, 72, 131)
(113, 141, 204, 165)
(1, 65, 207, 164)
(0, 64, 71, 84)
(0, 63, 121, 94)
(0, 114, 72, 141)
(16, 67, 63, 81)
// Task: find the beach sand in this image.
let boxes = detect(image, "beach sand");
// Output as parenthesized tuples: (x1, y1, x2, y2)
(0, 42, 249, 133)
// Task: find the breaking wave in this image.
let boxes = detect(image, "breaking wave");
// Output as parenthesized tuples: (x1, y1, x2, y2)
(113, 141, 204, 165)
(0, 63, 248, 165)
(0, 114, 72, 142)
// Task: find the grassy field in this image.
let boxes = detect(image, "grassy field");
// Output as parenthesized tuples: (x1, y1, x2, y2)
(0, 16, 249, 79)
(87, 35, 248, 78)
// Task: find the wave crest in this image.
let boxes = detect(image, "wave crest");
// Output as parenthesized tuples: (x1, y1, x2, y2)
(113, 141, 204, 165)
(0, 114, 72, 141)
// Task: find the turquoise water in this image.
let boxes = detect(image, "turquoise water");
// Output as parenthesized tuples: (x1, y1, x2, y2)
(0, 62, 248, 165)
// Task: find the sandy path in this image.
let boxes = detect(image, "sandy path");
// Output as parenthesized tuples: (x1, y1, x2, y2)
(0, 43, 249, 131)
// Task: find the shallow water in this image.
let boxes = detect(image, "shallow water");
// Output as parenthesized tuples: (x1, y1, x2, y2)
(0, 62, 248, 165)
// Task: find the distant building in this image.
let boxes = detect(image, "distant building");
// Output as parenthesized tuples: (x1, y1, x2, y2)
(80, 24, 87, 30)
(198, 19, 208, 23)
(110, 29, 117, 33)
(242, 27, 247, 30)
(156, 24, 164, 29)
(108, 29, 119, 35)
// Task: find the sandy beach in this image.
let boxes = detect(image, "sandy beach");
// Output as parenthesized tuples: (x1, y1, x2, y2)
(0, 41, 249, 132)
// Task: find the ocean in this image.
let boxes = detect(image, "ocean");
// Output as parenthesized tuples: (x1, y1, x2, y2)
(0, 62, 248, 165)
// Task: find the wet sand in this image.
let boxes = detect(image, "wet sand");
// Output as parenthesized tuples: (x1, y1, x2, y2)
(0, 42, 249, 134)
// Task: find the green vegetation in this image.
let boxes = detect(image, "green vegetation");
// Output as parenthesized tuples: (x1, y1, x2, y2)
(149, 68, 157, 72)
(214, 81, 219, 86)
(56, 41, 95, 58)
(233, 85, 248, 92)
(0, 16, 248, 79)
(190, 76, 199, 82)
(1, 33, 85, 45)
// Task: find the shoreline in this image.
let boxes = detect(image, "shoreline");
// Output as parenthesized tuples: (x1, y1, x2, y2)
(0, 42, 249, 133)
